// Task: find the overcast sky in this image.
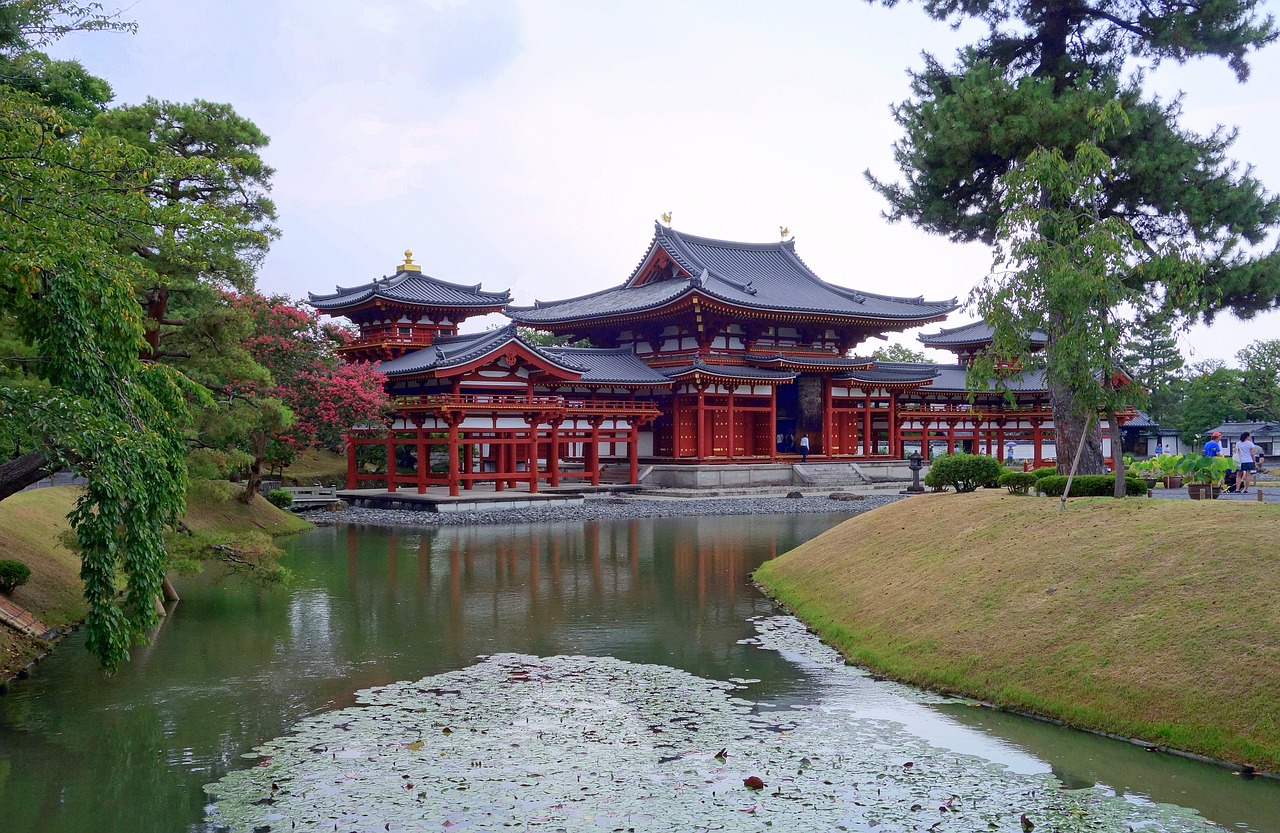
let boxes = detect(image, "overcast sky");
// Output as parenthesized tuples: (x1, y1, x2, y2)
(53, 0, 1280, 366)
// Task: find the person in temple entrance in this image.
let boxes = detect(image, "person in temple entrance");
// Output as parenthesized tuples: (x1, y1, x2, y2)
(800, 435, 810, 462)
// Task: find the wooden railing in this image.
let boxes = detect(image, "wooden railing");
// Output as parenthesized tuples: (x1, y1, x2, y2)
(392, 393, 661, 416)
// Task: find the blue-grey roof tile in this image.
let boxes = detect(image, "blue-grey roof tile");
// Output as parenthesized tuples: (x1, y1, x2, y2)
(509, 224, 957, 324)
(310, 268, 511, 311)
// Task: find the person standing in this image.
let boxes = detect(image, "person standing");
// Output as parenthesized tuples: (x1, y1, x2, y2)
(1004, 440, 1017, 466)
(1237, 431, 1261, 493)
(1203, 431, 1222, 458)
(799, 434, 810, 463)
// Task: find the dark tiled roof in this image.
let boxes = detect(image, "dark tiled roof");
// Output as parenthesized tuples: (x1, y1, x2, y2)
(834, 364, 940, 385)
(539, 346, 672, 385)
(1208, 420, 1280, 437)
(1125, 411, 1158, 428)
(861, 362, 1049, 393)
(662, 359, 798, 382)
(509, 224, 957, 324)
(310, 268, 511, 312)
(918, 320, 1048, 348)
(745, 353, 875, 369)
(378, 325, 587, 378)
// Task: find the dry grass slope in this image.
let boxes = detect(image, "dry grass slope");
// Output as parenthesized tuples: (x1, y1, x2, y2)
(755, 490, 1280, 770)
(1, 482, 311, 680)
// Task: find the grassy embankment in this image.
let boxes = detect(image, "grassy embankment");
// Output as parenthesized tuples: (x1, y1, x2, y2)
(0, 481, 310, 680)
(755, 489, 1280, 771)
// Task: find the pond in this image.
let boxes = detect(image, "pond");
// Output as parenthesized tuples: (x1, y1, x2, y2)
(0, 513, 1276, 832)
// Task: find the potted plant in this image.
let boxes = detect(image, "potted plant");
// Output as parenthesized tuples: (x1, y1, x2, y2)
(1128, 456, 1159, 490)
(1175, 454, 1234, 499)
(1154, 453, 1183, 489)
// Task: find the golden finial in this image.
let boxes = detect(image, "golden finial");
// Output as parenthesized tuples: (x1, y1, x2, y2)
(661, 211, 672, 226)
(399, 249, 420, 273)
(779, 226, 791, 240)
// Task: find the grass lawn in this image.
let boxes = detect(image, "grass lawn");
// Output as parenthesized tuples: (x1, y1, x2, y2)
(1, 481, 311, 681)
(281, 449, 347, 486)
(755, 489, 1280, 770)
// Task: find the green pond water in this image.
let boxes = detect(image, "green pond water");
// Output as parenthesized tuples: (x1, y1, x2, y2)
(0, 514, 1277, 832)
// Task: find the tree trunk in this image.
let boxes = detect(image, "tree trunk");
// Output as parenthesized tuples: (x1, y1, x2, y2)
(1049, 379, 1106, 475)
(241, 431, 266, 504)
(0, 450, 58, 502)
(1105, 406, 1127, 498)
(143, 285, 170, 356)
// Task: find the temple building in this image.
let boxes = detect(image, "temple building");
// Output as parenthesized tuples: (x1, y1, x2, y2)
(310, 225, 1131, 493)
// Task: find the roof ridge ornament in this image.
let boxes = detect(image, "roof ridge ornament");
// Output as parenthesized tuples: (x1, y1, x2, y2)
(399, 249, 421, 273)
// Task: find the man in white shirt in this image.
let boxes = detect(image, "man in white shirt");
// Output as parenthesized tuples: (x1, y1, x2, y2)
(1236, 431, 1262, 493)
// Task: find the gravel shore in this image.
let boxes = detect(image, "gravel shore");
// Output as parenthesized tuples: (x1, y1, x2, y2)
(300, 493, 903, 528)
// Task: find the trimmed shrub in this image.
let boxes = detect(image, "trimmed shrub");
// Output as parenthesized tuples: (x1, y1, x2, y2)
(1037, 474, 1147, 498)
(927, 453, 1005, 494)
(266, 489, 294, 509)
(1030, 466, 1059, 480)
(923, 466, 947, 492)
(998, 471, 1038, 495)
(0, 560, 32, 594)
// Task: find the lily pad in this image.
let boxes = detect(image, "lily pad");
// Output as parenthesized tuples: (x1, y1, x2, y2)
(205, 624, 1218, 832)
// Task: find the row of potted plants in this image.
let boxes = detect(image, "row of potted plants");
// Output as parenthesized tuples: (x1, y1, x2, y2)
(1128, 453, 1237, 499)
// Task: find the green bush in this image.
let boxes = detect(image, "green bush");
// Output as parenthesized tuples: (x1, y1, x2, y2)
(1036, 474, 1147, 498)
(1030, 466, 1059, 480)
(997, 471, 1038, 495)
(0, 560, 32, 594)
(923, 466, 947, 492)
(266, 489, 294, 509)
(927, 453, 1005, 494)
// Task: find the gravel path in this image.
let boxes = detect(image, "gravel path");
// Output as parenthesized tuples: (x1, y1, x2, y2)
(300, 493, 903, 528)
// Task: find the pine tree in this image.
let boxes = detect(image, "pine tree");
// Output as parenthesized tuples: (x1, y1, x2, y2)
(869, 0, 1279, 471)
(1121, 307, 1185, 426)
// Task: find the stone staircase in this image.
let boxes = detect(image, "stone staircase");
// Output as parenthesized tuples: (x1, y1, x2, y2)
(792, 463, 869, 488)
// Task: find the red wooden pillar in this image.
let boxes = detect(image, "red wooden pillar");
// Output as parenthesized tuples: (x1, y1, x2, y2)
(888, 391, 899, 458)
(494, 437, 505, 493)
(862, 391, 872, 457)
(696, 388, 707, 460)
(549, 420, 561, 487)
(1033, 421, 1043, 467)
(920, 418, 931, 461)
(346, 434, 357, 489)
(446, 421, 460, 497)
(588, 418, 602, 486)
(769, 389, 778, 461)
(526, 419, 539, 493)
(386, 434, 397, 492)
(823, 380, 833, 457)
(628, 421, 640, 483)
(416, 424, 428, 494)
(727, 390, 736, 460)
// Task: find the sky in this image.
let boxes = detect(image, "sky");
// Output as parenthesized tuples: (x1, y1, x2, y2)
(51, 0, 1280, 367)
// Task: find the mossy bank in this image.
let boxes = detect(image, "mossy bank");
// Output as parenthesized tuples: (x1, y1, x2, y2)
(0, 481, 311, 682)
(754, 489, 1280, 771)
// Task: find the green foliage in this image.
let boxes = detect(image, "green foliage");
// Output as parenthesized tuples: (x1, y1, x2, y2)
(1173, 453, 1236, 486)
(1176, 360, 1245, 441)
(1237, 339, 1280, 423)
(0, 559, 32, 594)
(1122, 306, 1186, 426)
(1037, 475, 1147, 498)
(925, 453, 1004, 494)
(997, 471, 1038, 495)
(922, 466, 946, 492)
(266, 489, 293, 509)
(872, 343, 928, 363)
(1030, 466, 1059, 480)
(868, 0, 1280, 320)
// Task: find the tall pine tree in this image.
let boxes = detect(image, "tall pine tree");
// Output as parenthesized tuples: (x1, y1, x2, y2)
(1121, 306, 1185, 426)
(869, 0, 1279, 471)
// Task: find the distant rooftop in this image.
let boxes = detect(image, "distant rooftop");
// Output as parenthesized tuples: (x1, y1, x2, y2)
(309, 250, 511, 312)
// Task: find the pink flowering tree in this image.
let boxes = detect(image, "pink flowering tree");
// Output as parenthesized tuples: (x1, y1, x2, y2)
(228, 293, 390, 500)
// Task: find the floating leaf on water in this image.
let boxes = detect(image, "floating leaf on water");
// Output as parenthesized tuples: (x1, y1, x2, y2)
(205, 628, 1221, 833)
